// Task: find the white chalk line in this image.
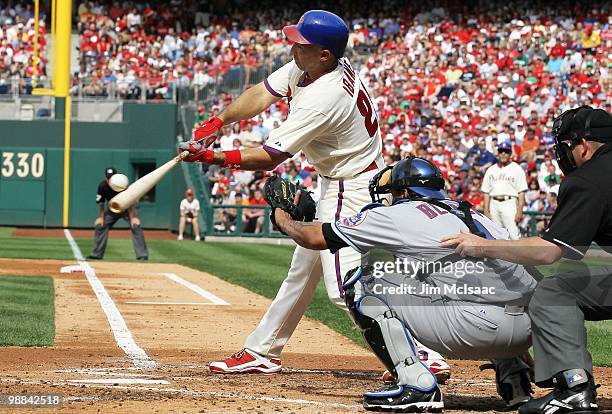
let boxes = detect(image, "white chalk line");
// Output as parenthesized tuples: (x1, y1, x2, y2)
(125, 301, 215, 306)
(67, 378, 170, 385)
(163, 273, 230, 305)
(0, 378, 361, 410)
(56, 369, 157, 378)
(63, 229, 156, 370)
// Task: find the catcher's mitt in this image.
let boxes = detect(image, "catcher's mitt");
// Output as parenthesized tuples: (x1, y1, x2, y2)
(263, 176, 316, 232)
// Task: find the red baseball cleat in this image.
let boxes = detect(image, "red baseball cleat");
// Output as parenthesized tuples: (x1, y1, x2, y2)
(382, 352, 451, 384)
(209, 349, 282, 374)
(419, 349, 451, 384)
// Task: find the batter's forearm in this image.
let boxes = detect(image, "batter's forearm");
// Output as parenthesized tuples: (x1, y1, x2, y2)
(212, 147, 287, 171)
(218, 82, 280, 125)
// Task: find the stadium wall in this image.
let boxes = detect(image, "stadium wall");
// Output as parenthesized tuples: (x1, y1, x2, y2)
(0, 102, 184, 229)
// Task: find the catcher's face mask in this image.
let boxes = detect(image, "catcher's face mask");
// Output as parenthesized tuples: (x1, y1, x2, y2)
(368, 166, 394, 203)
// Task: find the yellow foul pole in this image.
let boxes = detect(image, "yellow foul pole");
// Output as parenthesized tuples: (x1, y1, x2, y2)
(55, 0, 73, 227)
(52, 0, 57, 88)
(32, 0, 39, 85)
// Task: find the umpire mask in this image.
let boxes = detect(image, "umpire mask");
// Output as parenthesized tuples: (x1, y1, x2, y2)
(552, 106, 612, 175)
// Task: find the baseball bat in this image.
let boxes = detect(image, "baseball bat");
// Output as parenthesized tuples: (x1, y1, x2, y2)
(109, 151, 189, 213)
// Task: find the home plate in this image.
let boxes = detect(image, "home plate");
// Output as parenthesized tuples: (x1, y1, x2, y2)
(60, 265, 85, 273)
(67, 378, 170, 385)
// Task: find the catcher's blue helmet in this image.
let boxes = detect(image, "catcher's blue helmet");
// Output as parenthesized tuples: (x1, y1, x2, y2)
(282, 10, 349, 58)
(392, 157, 449, 200)
(369, 157, 449, 202)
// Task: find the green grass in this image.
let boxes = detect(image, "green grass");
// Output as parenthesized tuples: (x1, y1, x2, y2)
(0, 276, 55, 346)
(0, 231, 610, 365)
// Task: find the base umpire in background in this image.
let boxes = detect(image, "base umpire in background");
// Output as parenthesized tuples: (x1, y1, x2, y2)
(87, 167, 149, 261)
(442, 106, 612, 414)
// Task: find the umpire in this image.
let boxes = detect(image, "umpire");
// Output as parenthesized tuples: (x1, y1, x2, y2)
(442, 106, 612, 414)
(87, 167, 149, 261)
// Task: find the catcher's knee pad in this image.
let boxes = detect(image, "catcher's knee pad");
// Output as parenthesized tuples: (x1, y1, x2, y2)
(343, 266, 436, 392)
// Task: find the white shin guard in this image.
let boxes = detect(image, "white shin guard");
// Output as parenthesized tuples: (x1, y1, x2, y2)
(355, 294, 437, 391)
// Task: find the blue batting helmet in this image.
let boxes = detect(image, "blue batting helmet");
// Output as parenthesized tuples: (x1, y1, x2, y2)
(282, 10, 349, 58)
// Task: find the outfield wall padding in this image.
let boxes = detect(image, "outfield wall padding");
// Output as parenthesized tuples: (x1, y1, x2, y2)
(0, 102, 185, 229)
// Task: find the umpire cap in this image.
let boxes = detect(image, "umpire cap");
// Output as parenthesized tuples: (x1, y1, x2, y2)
(283, 10, 349, 58)
(105, 167, 117, 179)
(553, 106, 612, 144)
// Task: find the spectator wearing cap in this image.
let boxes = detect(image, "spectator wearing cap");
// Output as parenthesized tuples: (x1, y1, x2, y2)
(580, 24, 600, 55)
(195, 105, 207, 124)
(178, 188, 201, 241)
(537, 151, 561, 186)
(481, 143, 528, 239)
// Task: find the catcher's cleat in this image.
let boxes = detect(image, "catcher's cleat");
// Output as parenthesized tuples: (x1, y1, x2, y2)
(209, 349, 282, 374)
(363, 384, 444, 412)
(519, 369, 598, 414)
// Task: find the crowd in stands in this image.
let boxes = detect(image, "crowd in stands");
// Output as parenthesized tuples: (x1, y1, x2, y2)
(73, 0, 291, 98)
(0, 1, 47, 95)
(198, 1, 609, 234)
(1, 0, 610, 235)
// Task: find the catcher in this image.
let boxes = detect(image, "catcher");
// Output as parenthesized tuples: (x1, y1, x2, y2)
(265, 157, 538, 412)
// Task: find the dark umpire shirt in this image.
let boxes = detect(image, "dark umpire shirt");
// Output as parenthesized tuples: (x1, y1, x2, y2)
(96, 180, 119, 209)
(542, 144, 612, 259)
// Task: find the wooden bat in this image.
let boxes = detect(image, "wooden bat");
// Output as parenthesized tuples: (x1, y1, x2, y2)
(109, 151, 190, 213)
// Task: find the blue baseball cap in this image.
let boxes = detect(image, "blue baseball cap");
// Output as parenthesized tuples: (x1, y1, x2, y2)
(282, 10, 349, 58)
(497, 143, 512, 153)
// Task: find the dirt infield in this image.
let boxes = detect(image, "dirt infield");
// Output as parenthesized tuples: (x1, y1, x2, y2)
(0, 258, 609, 413)
(11, 228, 178, 240)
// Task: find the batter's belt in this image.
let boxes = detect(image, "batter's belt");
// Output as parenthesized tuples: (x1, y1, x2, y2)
(491, 195, 517, 202)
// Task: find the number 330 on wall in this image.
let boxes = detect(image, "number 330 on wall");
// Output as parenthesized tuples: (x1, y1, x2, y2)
(1, 152, 45, 178)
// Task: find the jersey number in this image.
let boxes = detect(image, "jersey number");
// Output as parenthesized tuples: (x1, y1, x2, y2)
(356, 89, 378, 137)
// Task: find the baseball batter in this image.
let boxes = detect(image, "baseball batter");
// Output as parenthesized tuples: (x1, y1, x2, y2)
(481, 143, 528, 240)
(179, 10, 449, 377)
(271, 157, 536, 411)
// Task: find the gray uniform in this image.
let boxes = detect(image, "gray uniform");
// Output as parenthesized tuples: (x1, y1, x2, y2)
(332, 199, 537, 360)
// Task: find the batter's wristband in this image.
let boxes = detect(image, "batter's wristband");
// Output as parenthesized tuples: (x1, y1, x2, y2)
(210, 117, 224, 129)
(222, 150, 242, 169)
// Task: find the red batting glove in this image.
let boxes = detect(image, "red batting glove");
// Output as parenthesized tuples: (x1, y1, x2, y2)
(178, 141, 214, 163)
(193, 117, 224, 147)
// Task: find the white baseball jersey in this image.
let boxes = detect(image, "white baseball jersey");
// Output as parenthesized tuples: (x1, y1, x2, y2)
(180, 198, 200, 215)
(263, 58, 382, 178)
(481, 162, 528, 197)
